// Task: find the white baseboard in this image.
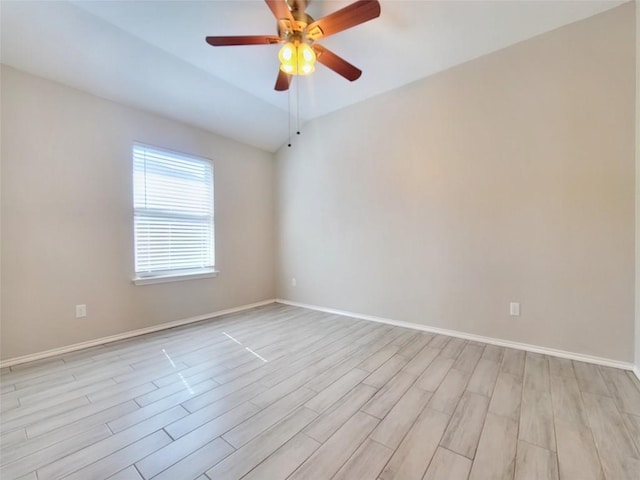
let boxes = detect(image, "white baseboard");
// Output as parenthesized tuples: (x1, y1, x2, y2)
(4, 297, 637, 375)
(1, 299, 276, 368)
(276, 299, 635, 372)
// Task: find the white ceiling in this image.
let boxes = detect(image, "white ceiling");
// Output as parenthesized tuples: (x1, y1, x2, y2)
(1, 0, 626, 152)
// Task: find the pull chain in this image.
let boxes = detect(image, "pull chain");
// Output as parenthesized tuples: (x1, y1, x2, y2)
(296, 74, 300, 136)
(287, 45, 303, 147)
(287, 79, 292, 147)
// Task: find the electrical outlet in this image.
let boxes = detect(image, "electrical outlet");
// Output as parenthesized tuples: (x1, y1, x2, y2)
(75, 304, 87, 318)
(509, 302, 520, 316)
(291, 278, 297, 287)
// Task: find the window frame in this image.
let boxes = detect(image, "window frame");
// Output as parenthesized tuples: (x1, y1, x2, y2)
(131, 143, 217, 285)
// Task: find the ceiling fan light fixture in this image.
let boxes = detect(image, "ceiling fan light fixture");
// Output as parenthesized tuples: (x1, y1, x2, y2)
(300, 63, 314, 74)
(300, 43, 314, 62)
(278, 41, 316, 76)
(278, 42, 295, 62)
(205, 0, 381, 90)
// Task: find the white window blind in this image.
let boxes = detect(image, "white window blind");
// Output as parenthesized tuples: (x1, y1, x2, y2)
(133, 144, 214, 278)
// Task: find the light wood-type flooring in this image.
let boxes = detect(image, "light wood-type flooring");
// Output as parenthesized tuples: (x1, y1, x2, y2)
(1, 303, 640, 479)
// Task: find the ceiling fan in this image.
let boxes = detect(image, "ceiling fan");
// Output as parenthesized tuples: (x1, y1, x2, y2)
(205, 0, 381, 91)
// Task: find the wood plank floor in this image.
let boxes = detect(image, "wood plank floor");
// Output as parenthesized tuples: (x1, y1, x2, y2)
(1, 303, 639, 479)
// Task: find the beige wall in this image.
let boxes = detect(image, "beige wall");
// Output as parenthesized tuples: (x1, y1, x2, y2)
(1, 65, 276, 360)
(2, 5, 637, 365)
(636, 0, 639, 369)
(276, 4, 636, 362)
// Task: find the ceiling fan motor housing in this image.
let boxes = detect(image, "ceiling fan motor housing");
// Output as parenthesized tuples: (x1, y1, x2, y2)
(277, 12, 319, 43)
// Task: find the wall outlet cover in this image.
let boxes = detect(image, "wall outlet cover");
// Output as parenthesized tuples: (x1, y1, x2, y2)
(75, 304, 87, 318)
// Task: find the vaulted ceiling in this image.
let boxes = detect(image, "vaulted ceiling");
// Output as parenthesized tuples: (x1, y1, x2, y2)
(0, 0, 626, 152)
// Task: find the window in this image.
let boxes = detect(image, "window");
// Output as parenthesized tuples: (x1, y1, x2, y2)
(133, 144, 215, 284)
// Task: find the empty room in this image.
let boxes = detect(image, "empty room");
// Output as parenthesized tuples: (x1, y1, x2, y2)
(1, 0, 639, 479)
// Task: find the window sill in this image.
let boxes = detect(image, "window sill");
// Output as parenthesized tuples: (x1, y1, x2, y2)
(133, 269, 219, 286)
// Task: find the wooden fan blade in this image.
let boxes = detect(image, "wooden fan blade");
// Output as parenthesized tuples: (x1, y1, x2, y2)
(275, 70, 291, 91)
(307, 0, 380, 40)
(206, 35, 281, 46)
(312, 44, 362, 81)
(265, 0, 294, 21)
